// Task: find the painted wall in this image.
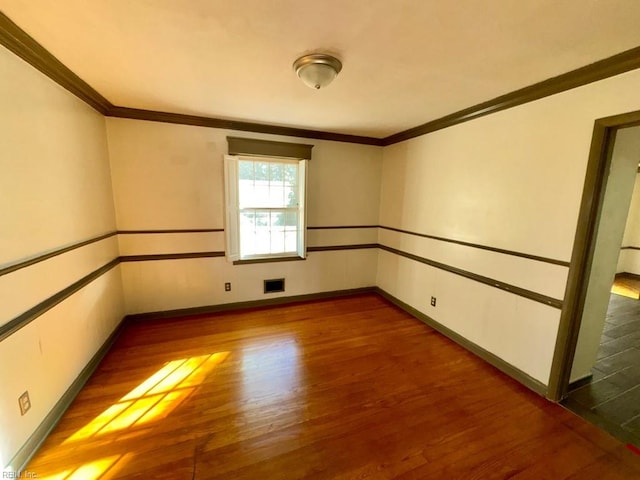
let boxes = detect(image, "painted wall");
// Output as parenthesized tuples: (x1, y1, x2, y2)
(106, 118, 382, 314)
(377, 69, 640, 385)
(571, 126, 640, 382)
(0, 46, 124, 470)
(617, 174, 640, 274)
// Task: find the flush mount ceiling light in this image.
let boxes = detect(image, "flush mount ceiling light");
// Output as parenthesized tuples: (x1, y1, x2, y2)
(293, 53, 342, 90)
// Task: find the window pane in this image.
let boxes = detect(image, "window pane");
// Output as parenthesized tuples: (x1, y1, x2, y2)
(272, 211, 285, 226)
(241, 234, 256, 256)
(271, 213, 285, 253)
(286, 187, 298, 207)
(235, 159, 303, 259)
(284, 231, 297, 252)
(255, 211, 270, 254)
(255, 211, 269, 227)
(240, 211, 255, 225)
(238, 179, 253, 207)
(238, 161, 254, 181)
(270, 163, 284, 182)
(240, 211, 256, 256)
(254, 161, 269, 181)
(254, 185, 270, 205)
(284, 211, 297, 227)
(284, 164, 297, 186)
(255, 231, 270, 254)
(239, 160, 298, 209)
(269, 185, 285, 207)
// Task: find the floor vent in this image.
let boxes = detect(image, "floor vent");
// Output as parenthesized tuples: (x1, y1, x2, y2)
(264, 278, 285, 294)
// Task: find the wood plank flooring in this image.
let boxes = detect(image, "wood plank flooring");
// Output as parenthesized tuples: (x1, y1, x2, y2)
(26, 294, 640, 479)
(611, 273, 640, 299)
(566, 292, 640, 446)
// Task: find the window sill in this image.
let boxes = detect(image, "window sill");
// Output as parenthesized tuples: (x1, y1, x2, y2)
(233, 256, 306, 265)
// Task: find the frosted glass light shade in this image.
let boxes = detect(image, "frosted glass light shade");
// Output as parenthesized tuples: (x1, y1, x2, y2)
(293, 54, 342, 90)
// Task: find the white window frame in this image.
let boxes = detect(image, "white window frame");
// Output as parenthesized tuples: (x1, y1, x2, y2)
(224, 154, 307, 262)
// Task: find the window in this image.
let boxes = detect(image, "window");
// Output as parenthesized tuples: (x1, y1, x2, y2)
(224, 155, 307, 262)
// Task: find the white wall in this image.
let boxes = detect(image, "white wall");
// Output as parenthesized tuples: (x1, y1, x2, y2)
(377, 68, 640, 385)
(571, 127, 640, 381)
(617, 174, 640, 274)
(0, 46, 124, 470)
(106, 118, 382, 314)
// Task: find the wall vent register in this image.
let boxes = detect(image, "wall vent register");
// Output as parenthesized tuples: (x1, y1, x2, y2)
(264, 278, 285, 294)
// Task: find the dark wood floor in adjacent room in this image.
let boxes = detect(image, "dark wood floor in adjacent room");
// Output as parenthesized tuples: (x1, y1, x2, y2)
(566, 289, 640, 447)
(27, 294, 640, 479)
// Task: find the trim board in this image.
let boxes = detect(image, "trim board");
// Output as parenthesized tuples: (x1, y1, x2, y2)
(375, 287, 548, 397)
(8, 317, 128, 472)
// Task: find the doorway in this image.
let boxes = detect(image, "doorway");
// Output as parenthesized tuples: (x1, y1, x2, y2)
(565, 144, 640, 445)
(549, 112, 640, 446)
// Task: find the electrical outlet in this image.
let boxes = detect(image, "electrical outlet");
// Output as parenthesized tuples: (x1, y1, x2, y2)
(19, 391, 31, 416)
(224, 282, 231, 292)
(430, 296, 437, 307)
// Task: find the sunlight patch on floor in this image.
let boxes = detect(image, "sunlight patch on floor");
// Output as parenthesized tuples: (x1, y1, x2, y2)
(611, 283, 640, 299)
(66, 352, 229, 443)
(40, 454, 125, 480)
(31, 352, 229, 479)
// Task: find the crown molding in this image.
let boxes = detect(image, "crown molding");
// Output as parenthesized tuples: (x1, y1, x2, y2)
(2, 10, 640, 146)
(106, 106, 383, 146)
(382, 45, 640, 145)
(0, 11, 112, 114)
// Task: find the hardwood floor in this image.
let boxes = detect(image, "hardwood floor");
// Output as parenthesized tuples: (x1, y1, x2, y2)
(611, 273, 640, 299)
(27, 294, 640, 479)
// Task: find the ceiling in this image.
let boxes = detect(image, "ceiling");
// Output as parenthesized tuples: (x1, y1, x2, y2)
(2, 0, 640, 138)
